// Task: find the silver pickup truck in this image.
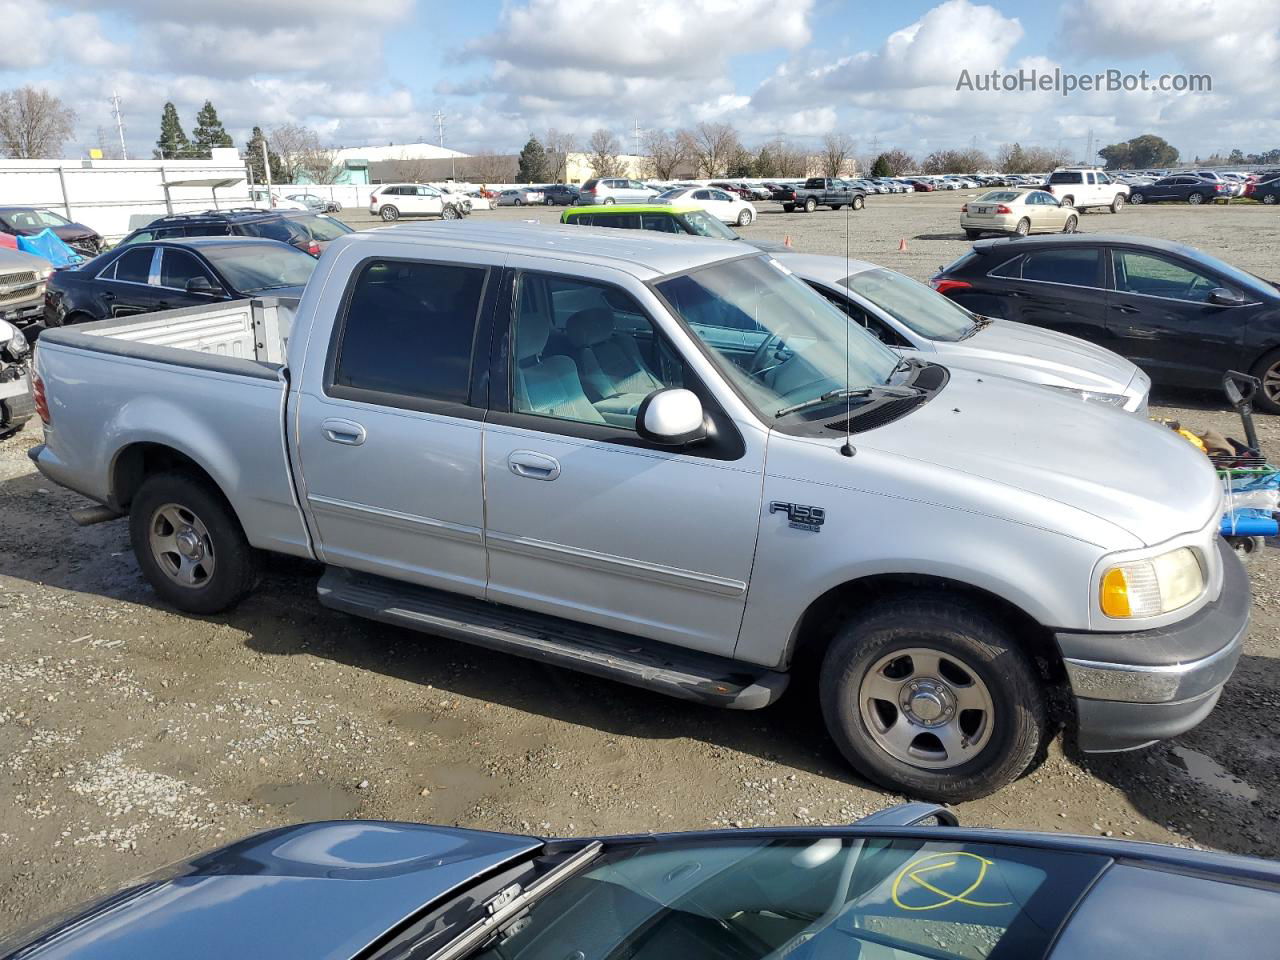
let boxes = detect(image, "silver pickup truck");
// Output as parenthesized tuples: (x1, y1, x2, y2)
(29, 223, 1249, 801)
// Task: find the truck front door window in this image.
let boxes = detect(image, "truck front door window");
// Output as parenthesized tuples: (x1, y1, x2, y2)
(332, 259, 486, 405)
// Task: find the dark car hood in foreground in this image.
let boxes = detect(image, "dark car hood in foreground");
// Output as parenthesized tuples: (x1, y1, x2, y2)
(4, 822, 540, 960)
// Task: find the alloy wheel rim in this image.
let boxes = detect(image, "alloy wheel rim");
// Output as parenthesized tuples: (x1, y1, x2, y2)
(858, 647, 995, 769)
(149, 503, 215, 589)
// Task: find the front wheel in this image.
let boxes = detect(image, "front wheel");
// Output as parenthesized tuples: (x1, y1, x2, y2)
(1250, 347, 1280, 414)
(1264, 194, 1277, 205)
(852, 194, 865, 210)
(1130, 192, 1145, 204)
(1110, 194, 1125, 213)
(736, 208, 754, 226)
(441, 205, 460, 220)
(129, 472, 259, 614)
(819, 595, 1046, 802)
(379, 205, 400, 221)
(804, 197, 818, 213)
(1063, 214, 1079, 233)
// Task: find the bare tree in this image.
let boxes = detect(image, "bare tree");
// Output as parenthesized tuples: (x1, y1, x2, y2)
(876, 148, 916, 176)
(464, 153, 516, 184)
(642, 128, 690, 180)
(587, 128, 623, 178)
(267, 123, 316, 182)
(298, 142, 342, 183)
(0, 86, 77, 158)
(685, 122, 742, 178)
(777, 139, 813, 178)
(544, 128, 576, 183)
(820, 132, 856, 178)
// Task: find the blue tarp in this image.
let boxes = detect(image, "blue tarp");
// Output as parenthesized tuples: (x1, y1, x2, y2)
(15, 228, 81, 268)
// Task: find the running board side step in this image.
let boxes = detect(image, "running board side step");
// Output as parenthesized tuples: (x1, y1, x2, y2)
(317, 567, 788, 710)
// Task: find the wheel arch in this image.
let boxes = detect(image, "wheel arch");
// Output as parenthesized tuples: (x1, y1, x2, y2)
(110, 441, 247, 534)
(785, 573, 1065, 683)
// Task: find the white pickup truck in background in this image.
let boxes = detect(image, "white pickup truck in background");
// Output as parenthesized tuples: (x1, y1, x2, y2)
(1044, 167, 1130, 212)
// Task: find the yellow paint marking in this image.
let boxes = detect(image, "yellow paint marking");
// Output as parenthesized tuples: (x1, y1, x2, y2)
(891, 851, 1014, 911)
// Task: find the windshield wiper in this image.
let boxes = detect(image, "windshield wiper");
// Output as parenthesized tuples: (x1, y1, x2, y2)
(885, 355, 915, 382)
(959, 315, 993, 339)
(776, 387, 875, 418)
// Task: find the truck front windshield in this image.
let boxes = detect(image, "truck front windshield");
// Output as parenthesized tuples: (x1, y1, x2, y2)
(655, 256, 900, 421)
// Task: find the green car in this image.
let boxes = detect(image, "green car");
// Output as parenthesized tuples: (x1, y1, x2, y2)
(560, 204, 784, 250)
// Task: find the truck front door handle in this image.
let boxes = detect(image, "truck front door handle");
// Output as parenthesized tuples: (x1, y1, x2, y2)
(321, 418, 367, 446)
(508, 450, 560, 481)
(1116, 304, 1141, 314)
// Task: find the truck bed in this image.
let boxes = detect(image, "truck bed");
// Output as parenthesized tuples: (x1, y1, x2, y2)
(31, 297, 313, 559)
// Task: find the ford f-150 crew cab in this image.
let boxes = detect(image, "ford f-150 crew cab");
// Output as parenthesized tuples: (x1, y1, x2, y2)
(772, 178, 866, 213)
(28, 223, 1249, 801)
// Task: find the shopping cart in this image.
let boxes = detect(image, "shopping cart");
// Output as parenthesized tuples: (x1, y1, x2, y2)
(1217, 371, 1279, 558)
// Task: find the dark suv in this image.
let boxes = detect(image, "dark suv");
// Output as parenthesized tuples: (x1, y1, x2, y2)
(541, 184, 580, 206)
(115, 208, 354, 257)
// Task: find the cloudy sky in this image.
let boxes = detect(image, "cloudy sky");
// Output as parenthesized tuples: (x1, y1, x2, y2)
(5, 0, 1279, 162)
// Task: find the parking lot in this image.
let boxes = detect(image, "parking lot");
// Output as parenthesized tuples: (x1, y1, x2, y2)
(3, 190, 1279, 932)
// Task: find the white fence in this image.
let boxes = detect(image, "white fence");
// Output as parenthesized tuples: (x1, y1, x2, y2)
(0, 157, 257, 241)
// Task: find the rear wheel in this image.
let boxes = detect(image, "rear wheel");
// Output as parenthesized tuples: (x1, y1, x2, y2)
(852, 194, 865, 210)
(129, 472, 259, 614)
(1060, 195, 1074, 207)
(1013, 217, 1031, 236)
(1250, 347, 1280, 414)
(602, 197, 615, 205)
(736, 208, 754, 226)
(819, 595, 1046, 802)
(379, 205, 400, 221)
(1188, 192, 1205, 205)
(1264, 194, 1278, 205)
(782, 203, 795, 213)
(1063, 214, 1079, 233)
(804, 197, 818, 213)
(964, 229, 981, 239)
(1110, 194, 1125, 213)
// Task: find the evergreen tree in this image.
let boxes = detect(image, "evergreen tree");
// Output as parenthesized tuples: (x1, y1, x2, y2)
(154, 102, 192, 159)
(245, 126, 284, 184)
(192, 100, 234, 158)
(870, 154, 892, 178)
(516, 136, 548, 183)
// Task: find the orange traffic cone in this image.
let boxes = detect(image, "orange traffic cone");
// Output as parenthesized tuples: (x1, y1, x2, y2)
(898, 237, 908, 252)
(783, 234, 793, 248)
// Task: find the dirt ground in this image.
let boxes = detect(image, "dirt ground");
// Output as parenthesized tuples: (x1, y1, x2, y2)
(3, 192, 1279, 933)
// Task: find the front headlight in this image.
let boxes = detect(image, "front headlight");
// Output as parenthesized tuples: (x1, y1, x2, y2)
(4, 333, 29, 359)
(1043, 384, 1128, 407)
(1100, 547, 1204, 618)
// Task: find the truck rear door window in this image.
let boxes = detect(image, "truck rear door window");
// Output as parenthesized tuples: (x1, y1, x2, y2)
(332, 259, 487, 406)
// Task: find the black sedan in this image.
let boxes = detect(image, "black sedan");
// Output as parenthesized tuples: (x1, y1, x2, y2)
(3, 804, 1278, 960)
(0, 206, 103, 255)
(1128, 175, 1232, 205)
(931, 234, 1280, 411)
(540, 184, 580, 206)
(43, 237, 317, 329)
(1250, 177, 1280, 205)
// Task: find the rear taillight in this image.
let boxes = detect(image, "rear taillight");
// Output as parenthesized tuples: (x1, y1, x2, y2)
(369, 193, 377, 204)
(961, 204, 968, 212)
(307, 240, 321, 256)
(32, 372, 49, 424)
(931, 279, 972, 295)
(994, 204, 1012, 214)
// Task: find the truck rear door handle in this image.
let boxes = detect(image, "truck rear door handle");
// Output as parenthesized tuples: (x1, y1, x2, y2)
(321, 418, 366, 446)
(508, 450, 560, 481)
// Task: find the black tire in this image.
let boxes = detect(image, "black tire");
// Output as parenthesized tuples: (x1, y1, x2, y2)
(964, 229, 981, 239)
(1014, 217, 1031, 236)
(1060, 195, 1074, 208)
(602, 197, 615, 205)
(1063, 215, 1078, 233)
(804, 197, 818, 213)
(441, 205, 460, 220)
(129, 471, 259, 615)
(1110, 194, 1125, 213)
(852, 194, 865, 210)
(1188, 192, 1205, 205)
(782, 203, 795, 213)
(819, 595, 1046, 802)
(1264, 194, 1277, 205)
(514, 198, 523, 206)
(830, 205, 843, 211)
(737, 208, 754, 226)
(1250, 347, 1280, 414)
(379, 205, 400, 221)
(1130, 192, 1145, 204)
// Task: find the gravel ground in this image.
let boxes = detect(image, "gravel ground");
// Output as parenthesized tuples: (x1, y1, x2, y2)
(3, 192, 1279, 933)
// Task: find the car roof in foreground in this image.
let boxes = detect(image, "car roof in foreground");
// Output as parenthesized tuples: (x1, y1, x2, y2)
(774, 251, 878, 283)
(564, 203, 705, 215)
(347, 221, 749, 280)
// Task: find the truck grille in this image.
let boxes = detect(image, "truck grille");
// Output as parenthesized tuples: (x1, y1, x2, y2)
(0, 272, 41, 306)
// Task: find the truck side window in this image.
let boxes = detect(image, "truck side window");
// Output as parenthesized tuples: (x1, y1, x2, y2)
(332, 259, 487, 405)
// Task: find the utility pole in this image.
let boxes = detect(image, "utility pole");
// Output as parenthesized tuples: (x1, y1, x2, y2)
(434, 110, 456, 180)
(1086, 128, 1094, 164)
(109, 89, 128, 160)
(262, 137, 273, 205)
(633, 119, 642, 160)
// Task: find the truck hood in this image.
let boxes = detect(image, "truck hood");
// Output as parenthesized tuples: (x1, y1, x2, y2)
(5, 822, 540, 960)
(952, 319, 1140, 395)
(856, 367, 1220, 546)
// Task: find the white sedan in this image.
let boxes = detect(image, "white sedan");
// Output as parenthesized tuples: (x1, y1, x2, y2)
(654, 186, 758, 226)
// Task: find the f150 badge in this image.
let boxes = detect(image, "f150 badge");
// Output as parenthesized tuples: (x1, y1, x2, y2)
(769, 501, 825, 532)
